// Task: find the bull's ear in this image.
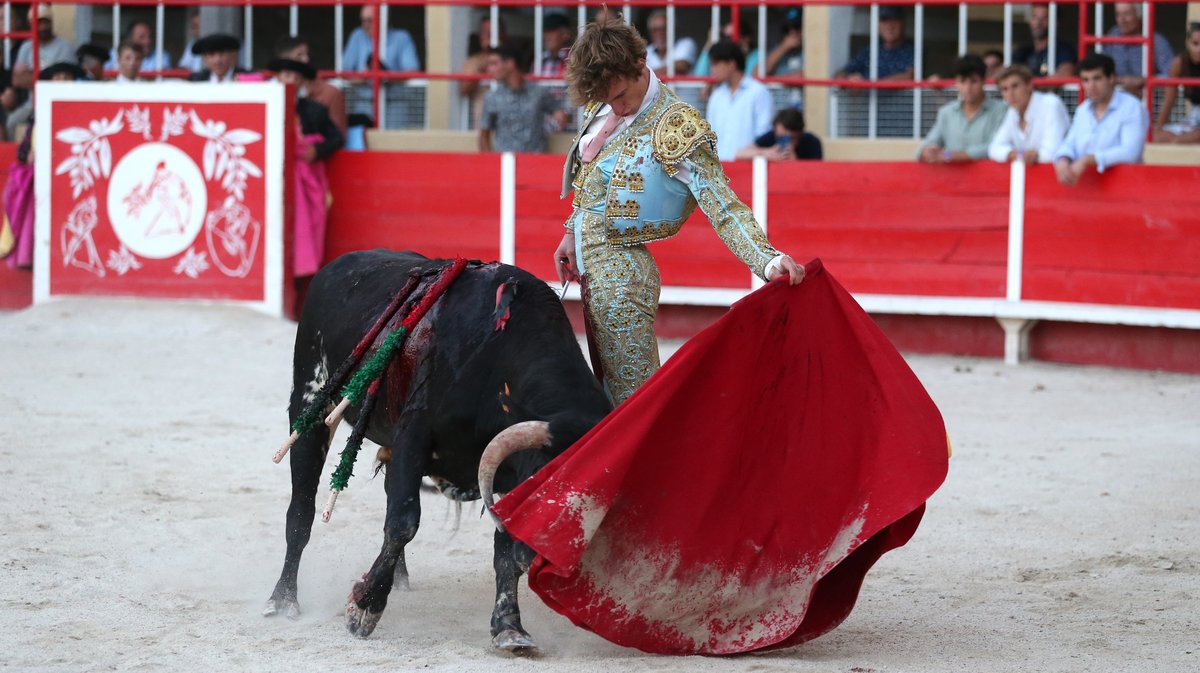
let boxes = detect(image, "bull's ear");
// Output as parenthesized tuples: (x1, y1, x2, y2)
(493, 278, 519, 331)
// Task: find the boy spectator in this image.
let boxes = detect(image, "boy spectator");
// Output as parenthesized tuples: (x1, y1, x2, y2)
(988, 64, 1070, 164)
(478, 45, 567, 153)
(836, 7, 914, 81)
(1106, 3, 1174, 98)
(186, 34, 248, 83)
(540, 13, 574, 77)
(705, 40, 775, 161)
(917, 55, 1006, 163)
(114, 41, 145, 83)
(764, 8, 805, 77)
(645, 10, 698, 76)
(735, 108, 823, 161)
(982, 49, 1004, 80)
(1013, 5, 1076, 77)
(104, 20, 172, 73)
(1054, 53, 1148, 185)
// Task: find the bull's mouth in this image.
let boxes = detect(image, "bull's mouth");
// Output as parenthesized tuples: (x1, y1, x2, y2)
(477, 421, 552, 530)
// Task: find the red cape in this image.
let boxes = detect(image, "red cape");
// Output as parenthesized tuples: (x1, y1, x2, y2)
(492, 260, 949, 655)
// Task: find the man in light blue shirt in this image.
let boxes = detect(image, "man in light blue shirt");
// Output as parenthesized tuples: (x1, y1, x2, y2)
(103, 20, 172, 73)
(1054, 53, 1148, 186)
(705, 40, 775, 161)
(342, 4, 420, 73)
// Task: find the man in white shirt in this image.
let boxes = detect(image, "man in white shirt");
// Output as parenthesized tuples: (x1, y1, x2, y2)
(705, 40, 775, 161)
(988, 64, 1070, 164)
(644, 10, 697, 76)
(1054, 53, 1148, 186)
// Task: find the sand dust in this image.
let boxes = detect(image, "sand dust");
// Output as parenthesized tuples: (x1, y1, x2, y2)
(1, 298, 1196, 672)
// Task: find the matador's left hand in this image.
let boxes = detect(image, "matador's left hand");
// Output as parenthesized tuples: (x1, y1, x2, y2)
(767, 255, 805, 286)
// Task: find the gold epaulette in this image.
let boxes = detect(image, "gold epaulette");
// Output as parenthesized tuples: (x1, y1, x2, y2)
(651, 102, 716, 177)
(583, 100, 603, 116)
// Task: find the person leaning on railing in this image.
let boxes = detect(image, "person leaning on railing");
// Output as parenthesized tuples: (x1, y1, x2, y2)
(988, 64, 1070, 164)
(1151, 22, 1200, 144)
(917, 55, 1006, 164)
(1054, 53, 1148, 186)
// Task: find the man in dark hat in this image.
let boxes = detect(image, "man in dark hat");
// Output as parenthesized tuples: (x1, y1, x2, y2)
(187, 33, 247, 83)
(39, 62, 88, 82)
(76, 43, 109, 81)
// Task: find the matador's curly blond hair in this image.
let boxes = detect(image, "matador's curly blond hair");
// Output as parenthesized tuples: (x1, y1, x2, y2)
(564, 13, 647, 107)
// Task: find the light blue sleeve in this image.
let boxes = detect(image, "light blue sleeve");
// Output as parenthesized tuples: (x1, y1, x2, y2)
(918, 105, 949, 156)
(342, 29, 368, 71)
(753, 86, 774, 138)
(1054, 110, 1085, 162)
(1094, 102, 1148, 171)
(104, 49, 118, 70)
(387, 30, 421, 71)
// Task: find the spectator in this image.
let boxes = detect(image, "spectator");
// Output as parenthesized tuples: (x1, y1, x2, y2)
(186, 34, 248, 83)
(1152, 22, 1200, 144)
(918, 55, 1006, 163)
(104, 20, 173, 73)
(114, 41, 145, 83)
(460, 15, 506, 128)
(275, 35, 348, 138)
(735, 108, 823, 161)
(645, 10, 698, 76)
(705, 40, 775, 161)
(982, 49, 1004, 81)
(694, 23, 760, 78)
(836, 7, 914, 81)
(478, 44, 568, 153)
(1054, 53, 1148, 186)
(178, 12, 204, 72)
(988, 64, 1070, 163)
(540, 13, 574, 77)
(1106, 3, 1174, 98)
(76, 44, 109, 81)
(12, 5, 76, 91)
(342, 4, 420, 73)
(764, 8, 805, 77)
(1013, 4, 1076, 77)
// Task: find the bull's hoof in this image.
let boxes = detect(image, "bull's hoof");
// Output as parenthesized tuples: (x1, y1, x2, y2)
(262, 596, 301, 620)
(491, 628, 538, 652)
(345, 600, 383, 638)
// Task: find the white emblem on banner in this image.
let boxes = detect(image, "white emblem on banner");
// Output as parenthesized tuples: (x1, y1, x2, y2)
(60, 196, 104, 277)
(107, 143, 207, 260)
(205, 196, 261, 278)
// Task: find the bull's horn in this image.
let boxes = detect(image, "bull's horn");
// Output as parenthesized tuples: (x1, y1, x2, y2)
(478, 421, 551, 531)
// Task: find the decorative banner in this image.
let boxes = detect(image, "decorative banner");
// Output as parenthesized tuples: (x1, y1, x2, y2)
(34, 82, 287, 315)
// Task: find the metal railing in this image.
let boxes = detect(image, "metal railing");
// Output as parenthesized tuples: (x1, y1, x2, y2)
(2, 1, 1196, 137)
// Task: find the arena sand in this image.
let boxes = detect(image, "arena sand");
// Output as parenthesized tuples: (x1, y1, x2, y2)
(1, 298, 1197, 673)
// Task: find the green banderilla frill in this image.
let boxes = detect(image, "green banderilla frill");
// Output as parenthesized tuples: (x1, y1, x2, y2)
(339, 325, 408, 407)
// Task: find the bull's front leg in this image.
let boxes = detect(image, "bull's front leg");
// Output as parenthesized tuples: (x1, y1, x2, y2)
(345, 420, 429, 638)
(491, 528, 538, 651)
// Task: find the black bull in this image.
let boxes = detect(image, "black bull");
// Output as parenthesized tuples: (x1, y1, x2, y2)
(263, 250, 611, 649)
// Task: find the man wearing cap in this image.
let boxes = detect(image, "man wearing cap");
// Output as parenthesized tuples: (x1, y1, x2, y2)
(12, 5, 76, 90)
(836, 6, 914, 81)
(187, 34, 248, 83)
(540, 13, 574, 77)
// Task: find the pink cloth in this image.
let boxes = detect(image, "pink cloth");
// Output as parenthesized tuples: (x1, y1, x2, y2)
(580, 112, 623, 162)
(293, 134, 329, 277)
(4, 162, 35, 269)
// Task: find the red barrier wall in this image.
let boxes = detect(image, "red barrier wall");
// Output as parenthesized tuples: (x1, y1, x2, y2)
(1024, 164, 1200, 310)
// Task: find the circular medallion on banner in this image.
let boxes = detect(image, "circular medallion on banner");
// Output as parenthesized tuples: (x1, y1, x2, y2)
(107, 143, 207, 259)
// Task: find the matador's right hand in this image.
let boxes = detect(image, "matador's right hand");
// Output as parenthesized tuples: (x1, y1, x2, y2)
(554, 233, 580, 285)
